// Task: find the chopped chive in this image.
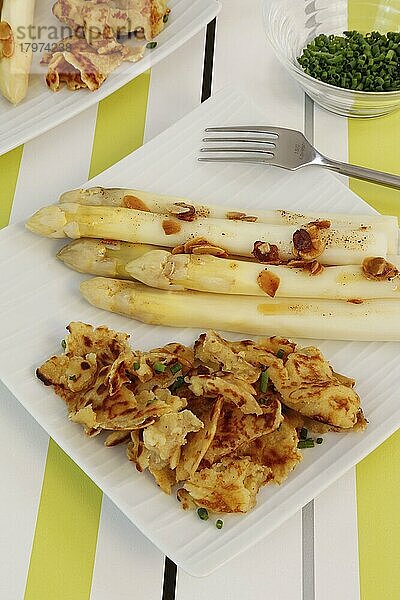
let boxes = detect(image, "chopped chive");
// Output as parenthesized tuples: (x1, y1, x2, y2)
(197, 507, 209, 521)
(170, 362, 182, 374)
(146, 41, 157, 49)
(216, 519, 224, 529)
(169, 376, 184, 392)
(299, 427, 308, 440)
(163, 13, 169, 22)
(260, 369, 269, 393)
(276, 349, 285, 359)
(316, 437, 323, 444)
(68, 374, 77, 381)
(297, 30, 400, 92)
(297, 439, 315, 449)
(133, 362, 140, 370)
(61, 339, 66, 350)
(153, 362, 166, 373)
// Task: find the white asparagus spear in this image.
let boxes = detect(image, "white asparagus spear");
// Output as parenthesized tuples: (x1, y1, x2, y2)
(56, 238, 251, 278)
(57, 238, 170, 279)
(80, 277, 400, 341)
(0, 0, 36, 104)
(125, 251, 400, 300)
(59, 186, 399, 254)
(26, 203, 388, 266)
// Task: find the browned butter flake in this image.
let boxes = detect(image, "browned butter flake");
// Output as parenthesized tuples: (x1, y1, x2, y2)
(362, 256, 399, 281)
(257, 270, 280, 298)
(287, 259, 324, 276)
(169, 202, 197, 222)
(308, 219, 331, 230)
(172, 237, 228, 257)
(347, 298, 364, 305)
(252, 241, 280, 264)
(0, 21, 14, 58)
(226, 211, 258, 222)
(122, 195, 150, 212)
(293, 223, 325, 261)
(162, 219, 182, 236)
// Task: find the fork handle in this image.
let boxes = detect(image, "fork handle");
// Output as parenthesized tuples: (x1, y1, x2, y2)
(321, 156, 400, 189)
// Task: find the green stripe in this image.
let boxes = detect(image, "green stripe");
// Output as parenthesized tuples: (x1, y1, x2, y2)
(89, 71, 150, 178)
(356, 432, 400, 600)
(24, 440, 103, 600)
(348, 4, 400, 599)
(24, 72, 150, 600)
(0, 146, 23, 229)
(348, 116, 400, 219)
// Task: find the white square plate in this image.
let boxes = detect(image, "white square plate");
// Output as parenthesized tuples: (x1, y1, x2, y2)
(0, 0, 220, 155)
(1, 88, 399, 577)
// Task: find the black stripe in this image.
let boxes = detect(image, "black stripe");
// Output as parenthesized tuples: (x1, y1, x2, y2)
(201, 18, 217, 103)
(162, 557, 177, 600)
(160, 20, 217, 600)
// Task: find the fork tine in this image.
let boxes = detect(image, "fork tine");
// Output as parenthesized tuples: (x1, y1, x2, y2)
(202, 137, 276, 146)
(205, 126, 282, 137)
(200, 146, 274, 156)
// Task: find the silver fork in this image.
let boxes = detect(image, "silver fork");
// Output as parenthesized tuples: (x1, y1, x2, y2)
(199, 126, 400, 189)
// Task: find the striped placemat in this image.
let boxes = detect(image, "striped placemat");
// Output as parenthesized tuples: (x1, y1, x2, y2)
(1, 5, 400, 597)
(347, 5, 400, 597)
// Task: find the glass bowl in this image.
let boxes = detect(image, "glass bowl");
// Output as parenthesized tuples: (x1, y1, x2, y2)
(262, 0, 400, 117)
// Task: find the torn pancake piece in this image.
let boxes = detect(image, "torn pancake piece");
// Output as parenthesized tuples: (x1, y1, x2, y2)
(41, 36, 144, 92)
(267, 346, 362, 429)
(129, 411, 203, 494)
(64, 321, 132, 362)
(201, 398, 282, 466)
(176, 488, 197, 511)
(37, 322, 187, 435)
(176, 396, 223, 481)
(238, 418, 302, 484)
(36, 322, 192, 437)
(127, 430, 179, 494)
(70, 386, 185, 432)
(284, 406, 368, 434)
(228, 336, 297, 364)
(195, 330, 261, 383)
(37, 352, 98, 397)
(53, 0, 169, 41)
(148, 463, 176, 495)
(183, 456, 270, 513)
(127, 430, 150, 472)
(129, 342, 194, 392)
(104, 430, 131, 447)
(143, 409, 203, 470)
(188, 374, 262, 415)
